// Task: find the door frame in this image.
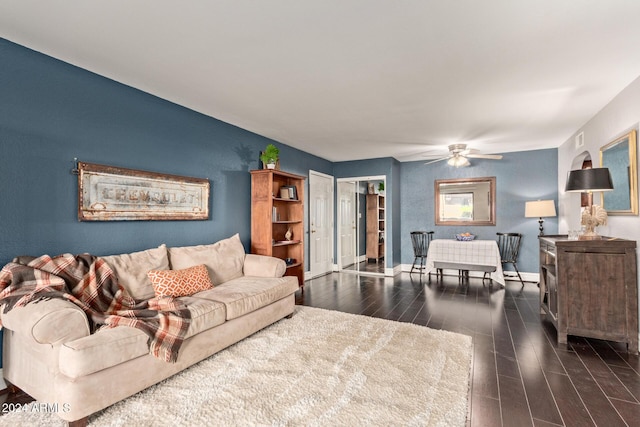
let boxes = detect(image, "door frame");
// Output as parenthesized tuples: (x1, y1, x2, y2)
(336, 180, 358, 271)
(336, 175, 387, 276)
(308, 170, 335, 280)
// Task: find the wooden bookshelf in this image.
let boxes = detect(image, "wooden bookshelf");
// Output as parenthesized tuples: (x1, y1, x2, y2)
(366, 194, 385, 262)
(250, 169, 305, 287)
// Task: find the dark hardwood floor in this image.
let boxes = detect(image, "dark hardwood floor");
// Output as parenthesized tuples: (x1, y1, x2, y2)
(296, 271, 640, 427)
(2, 271, 637, 426)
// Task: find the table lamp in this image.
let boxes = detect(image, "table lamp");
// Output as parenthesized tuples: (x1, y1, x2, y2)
(565, 168, 614, 238)
(525, 200, 556, 236)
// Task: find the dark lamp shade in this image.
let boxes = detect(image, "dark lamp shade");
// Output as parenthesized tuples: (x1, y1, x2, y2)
(565, 168, 614, 192)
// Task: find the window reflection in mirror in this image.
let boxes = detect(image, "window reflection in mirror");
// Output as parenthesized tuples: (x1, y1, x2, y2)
(435, 177, 496, 226)
(441, 192, 474, 221)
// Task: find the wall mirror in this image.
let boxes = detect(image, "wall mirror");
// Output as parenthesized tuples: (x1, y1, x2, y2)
(600, 129, 638, 215)
(435, 177, 496, 225)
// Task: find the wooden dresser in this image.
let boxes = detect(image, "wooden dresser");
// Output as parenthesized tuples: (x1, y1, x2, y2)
(539, 235, 638, 353)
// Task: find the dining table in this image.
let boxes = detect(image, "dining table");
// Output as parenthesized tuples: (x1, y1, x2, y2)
(425, 238, 505, 286)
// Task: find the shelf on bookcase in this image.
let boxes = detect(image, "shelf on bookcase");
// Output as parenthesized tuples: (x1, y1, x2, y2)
(273, 240, 301, 247)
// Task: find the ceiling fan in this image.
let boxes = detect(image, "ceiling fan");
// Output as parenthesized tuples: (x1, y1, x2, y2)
(424, 144, 503, 167)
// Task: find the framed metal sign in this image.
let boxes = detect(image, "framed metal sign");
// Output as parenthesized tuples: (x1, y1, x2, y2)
(78, 162, 209, 221)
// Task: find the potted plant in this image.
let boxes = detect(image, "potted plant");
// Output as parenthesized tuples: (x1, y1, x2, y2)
(260, 144, 280, 169)
(378, 182, 385, 195)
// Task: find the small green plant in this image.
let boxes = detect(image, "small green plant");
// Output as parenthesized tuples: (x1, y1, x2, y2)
(378, 182, 385, 192)
(260, 144, 280, 166)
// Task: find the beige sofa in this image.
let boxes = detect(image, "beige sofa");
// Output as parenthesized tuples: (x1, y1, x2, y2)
(1, 234, 298, 425)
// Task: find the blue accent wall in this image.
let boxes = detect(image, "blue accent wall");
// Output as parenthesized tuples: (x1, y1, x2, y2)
(391, 158, 402, 267)
(400, 149, 558, 273)
(0, 38, 332, 267)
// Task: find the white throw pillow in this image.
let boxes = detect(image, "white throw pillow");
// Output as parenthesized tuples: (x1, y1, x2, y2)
(101, 244, 169, 300)
(168, 234, 245, 285)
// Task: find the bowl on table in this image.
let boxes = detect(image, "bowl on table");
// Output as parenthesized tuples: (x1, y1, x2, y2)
(455, 233, 475, 241)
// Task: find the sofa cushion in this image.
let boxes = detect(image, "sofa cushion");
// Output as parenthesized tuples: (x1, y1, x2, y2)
(102, 244, 169, 301)
(148, 264, 214, 298)
(176, 295, 227, 338)
(0, 299, 90, 345)
(243, 254, 287, 278)
(60, 326, 149, 379)
(196, 276, 298, 320)
(168, 234, 245, 285)
(59, 297, 226, 378)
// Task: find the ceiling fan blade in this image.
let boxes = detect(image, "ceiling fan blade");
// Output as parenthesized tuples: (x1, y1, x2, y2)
(424, 157, 450, 165)
(421, 152, 448, 159)
(466, 153, 503, 160)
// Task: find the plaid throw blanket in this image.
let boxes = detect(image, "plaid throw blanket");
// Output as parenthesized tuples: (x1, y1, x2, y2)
(0, 253, 191, 363)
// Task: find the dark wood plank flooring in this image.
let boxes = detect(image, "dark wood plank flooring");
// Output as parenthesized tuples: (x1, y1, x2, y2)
(296, 272, 640, 427)
(2, 271, 637, 426)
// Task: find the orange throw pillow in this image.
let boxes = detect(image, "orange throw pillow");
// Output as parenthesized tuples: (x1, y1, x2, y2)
(147, 264, 214, 298)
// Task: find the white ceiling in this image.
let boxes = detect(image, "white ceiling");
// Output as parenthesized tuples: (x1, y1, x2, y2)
(2, 1, 640, 162)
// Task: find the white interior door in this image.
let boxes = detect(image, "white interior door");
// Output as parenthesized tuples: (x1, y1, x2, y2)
(309, 171, 334, 278)
(338, 181, 357, 269)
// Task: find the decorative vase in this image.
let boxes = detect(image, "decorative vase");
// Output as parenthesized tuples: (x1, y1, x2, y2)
(285, 227, 293, 241)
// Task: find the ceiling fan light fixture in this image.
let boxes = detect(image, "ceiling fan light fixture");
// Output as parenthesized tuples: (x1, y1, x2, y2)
(447, 155, 470, 167)
(424, 143, 498, 166)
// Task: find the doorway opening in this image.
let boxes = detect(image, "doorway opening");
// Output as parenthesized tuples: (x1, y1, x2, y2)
(336, 175, 387, 277)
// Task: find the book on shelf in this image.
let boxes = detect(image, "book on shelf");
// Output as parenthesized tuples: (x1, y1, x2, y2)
(280, 185, 297, 200)
(272, 206, 280, 222)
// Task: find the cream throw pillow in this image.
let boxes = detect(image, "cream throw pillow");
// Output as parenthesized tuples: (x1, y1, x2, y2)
(147, 264, 214, 298)
(169, 234, 246, 285)
(101, 244, 169, 300)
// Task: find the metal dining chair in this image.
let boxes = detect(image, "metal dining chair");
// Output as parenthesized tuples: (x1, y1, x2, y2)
(495, 232, 525, 287)
(410, 231, 434, 278)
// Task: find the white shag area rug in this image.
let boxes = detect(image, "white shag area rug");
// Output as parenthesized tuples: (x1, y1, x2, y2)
(3, 306, 473, 426)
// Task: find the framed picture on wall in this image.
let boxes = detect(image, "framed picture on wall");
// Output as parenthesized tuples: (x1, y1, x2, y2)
(77, 162, 210, 221)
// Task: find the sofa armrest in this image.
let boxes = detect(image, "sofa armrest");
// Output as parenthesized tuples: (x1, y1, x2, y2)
(1, 299, 90, 345)
(243, 254, 287, 278)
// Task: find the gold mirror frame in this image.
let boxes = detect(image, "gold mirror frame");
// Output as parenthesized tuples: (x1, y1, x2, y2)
(600, 130, 638, 215)
(435, 177, 496, 226)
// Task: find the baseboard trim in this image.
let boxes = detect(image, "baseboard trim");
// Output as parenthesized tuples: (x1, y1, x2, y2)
(386, 265, 402, 277)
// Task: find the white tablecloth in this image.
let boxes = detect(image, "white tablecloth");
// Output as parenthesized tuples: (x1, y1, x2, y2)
(425, 239, 505, 286)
